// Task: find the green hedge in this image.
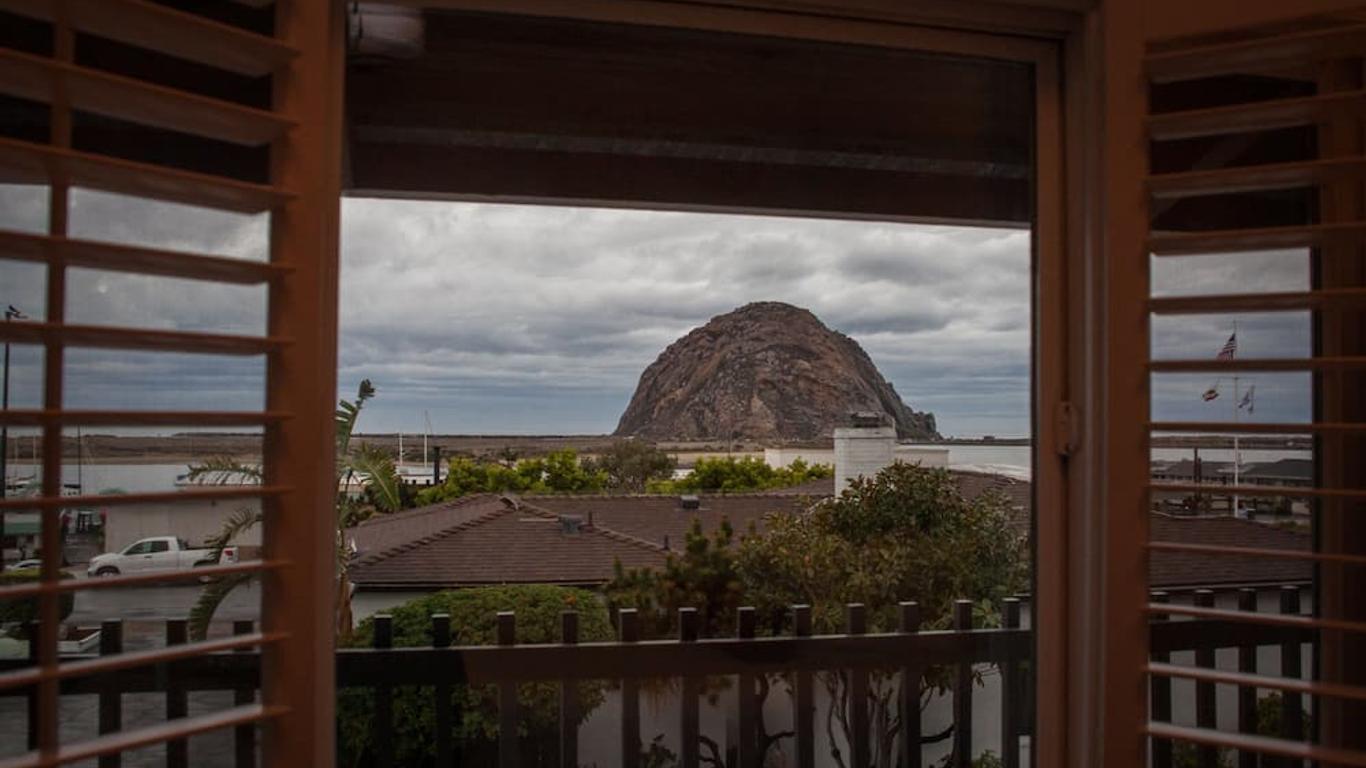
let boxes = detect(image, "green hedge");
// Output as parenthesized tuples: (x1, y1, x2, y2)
(337, 585, 613, 768)
(0, 568, 75, 637)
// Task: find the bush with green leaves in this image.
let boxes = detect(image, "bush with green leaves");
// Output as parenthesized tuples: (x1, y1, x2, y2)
(336, 585, 613, 767)
(0, 568, 74, 638)
(647, 456, 832, 494)
(415, 450, 607, 506)
(582, 440, 677, 493)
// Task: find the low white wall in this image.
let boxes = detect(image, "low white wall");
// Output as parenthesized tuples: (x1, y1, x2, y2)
(102, 499, 262, 554)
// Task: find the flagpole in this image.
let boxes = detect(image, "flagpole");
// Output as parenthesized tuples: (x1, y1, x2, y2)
(1232, 374, 1240, 517)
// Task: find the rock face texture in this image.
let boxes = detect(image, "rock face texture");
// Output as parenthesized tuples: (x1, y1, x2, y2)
(615, 302, 939, 441)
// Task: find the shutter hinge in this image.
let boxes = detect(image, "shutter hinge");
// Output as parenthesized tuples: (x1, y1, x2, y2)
(1054, 401, 1078, 457)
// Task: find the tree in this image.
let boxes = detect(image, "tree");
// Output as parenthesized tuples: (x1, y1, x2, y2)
(583, 440, 677, 493)
(187, 379, 403, 640)
(736, 462, 1027, 768)
(414, 449, 606, 506)
(604, 518, 745, 639)
(336, 585, 614, 767)
(647, 456, 832, 494)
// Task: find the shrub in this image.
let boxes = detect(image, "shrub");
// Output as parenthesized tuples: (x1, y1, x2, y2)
(336, 585, 613, 767)
(0, 568, 74, 638)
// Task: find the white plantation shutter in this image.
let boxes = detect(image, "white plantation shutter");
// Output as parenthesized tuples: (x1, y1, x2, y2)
(0, 1, 342, 766)
(1142, 8, 1366, 765)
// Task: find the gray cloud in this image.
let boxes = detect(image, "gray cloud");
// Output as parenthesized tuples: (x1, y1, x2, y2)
(1, 185, 1312, 439)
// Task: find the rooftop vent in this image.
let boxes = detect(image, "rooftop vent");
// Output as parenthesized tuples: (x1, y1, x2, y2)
(680, 495, 701, 511)
(850, 411, 885, 428)
(559, 515, 584, 534)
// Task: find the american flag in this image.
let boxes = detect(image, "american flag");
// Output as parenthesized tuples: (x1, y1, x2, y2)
(1216, 332, 1237, 360)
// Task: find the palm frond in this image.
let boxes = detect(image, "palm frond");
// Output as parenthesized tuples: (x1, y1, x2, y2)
(188, 571, 254, 641)
(335, 379, 375, 456)
(346, 443, 403, 513)
(204, 507, 262, 563)
(185, 456, 262, 485)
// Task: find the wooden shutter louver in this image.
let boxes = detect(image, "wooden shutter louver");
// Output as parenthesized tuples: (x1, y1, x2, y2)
(1144, 9, 1366, 766)
(0, 1, 342, 766)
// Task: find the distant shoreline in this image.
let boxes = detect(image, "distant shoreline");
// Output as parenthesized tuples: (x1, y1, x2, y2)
(2, 431, 1307, 464)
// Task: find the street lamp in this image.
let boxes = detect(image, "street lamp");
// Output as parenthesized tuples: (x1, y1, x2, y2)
(2, 304, 28, 568)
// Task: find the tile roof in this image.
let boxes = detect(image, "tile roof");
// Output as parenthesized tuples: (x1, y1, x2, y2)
(346, 476, 1311, 592)
(1148, 514, 1310, 588)
(348, 498, 667, 589)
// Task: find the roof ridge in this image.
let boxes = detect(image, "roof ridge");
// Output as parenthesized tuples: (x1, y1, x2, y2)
(353, 504, 511, 567)
(518, 498, 666, 553)
(354, 492, 496, 528)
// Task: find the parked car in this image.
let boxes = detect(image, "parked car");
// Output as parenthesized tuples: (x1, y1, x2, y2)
(4, 559, 41, 572)
(86, 537, 222, 577)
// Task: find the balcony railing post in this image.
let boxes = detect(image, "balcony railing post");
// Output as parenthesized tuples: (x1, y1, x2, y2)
(432, 613, 453, 768)
(619, 608, 641, 768)
(166, 618, 189, 768)
(952, 599, 973, 768)
(98, 618, 123, 768)
(559, 610, 579, 768)
(847, 603, 870, 768)
(1236, 589, 1257, 768)
(737, 606, 759, 768)
(497, 611, 518, 768)
(1001, 597, 1021, 768)
(1279, 586, 1304, 743)
(793, 604, 815, 768)
(899, 602, 922, 768)
(232, 620, 255, 768)
(373, 614, 394, 768)
(679, 607, 700, 768)
(1193, 590, 1217, 768)
(27, 621, 38, 752)
(1150, 592, 1172, 768)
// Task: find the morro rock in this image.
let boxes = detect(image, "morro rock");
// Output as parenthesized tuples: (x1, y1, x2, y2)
(614, 302, 939, 441)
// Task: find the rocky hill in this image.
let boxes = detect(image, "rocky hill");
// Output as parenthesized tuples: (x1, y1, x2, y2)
(614, 302, 939, 441)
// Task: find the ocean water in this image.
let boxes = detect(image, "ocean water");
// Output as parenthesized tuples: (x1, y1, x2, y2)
(4, 444, 1310, 492)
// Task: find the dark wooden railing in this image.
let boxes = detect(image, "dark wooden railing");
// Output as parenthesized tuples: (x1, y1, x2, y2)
(0, 585, 1314, 768)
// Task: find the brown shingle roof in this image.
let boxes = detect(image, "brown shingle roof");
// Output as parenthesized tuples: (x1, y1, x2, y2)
(1148, 515, 1310, 588)
(523, 494, 813, 549)
(348, 500, 666, 589)
(347, 493, 506, 557)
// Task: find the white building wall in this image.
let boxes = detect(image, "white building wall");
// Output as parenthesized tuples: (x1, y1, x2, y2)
(833, 426, 896, 493)
(102, 499, 261, 554)
(893, 446, 950, 468)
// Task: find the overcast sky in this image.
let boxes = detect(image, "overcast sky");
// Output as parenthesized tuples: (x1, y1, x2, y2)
(0, 185, 1312, 438)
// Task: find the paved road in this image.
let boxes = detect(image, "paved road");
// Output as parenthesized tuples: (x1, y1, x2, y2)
(70, 580, 260, 625)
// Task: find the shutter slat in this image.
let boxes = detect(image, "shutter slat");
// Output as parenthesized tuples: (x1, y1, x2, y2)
(0, 409, 288, 427)
(0, 560, 285, 601)
(0, 632, 284, 693)
(1148, 662, 1366, 703)
(0, 321, 285, 355)
(0, 48, 294, 146)
(1149, 356, 1366, 372)
(0, 230, 288, 284)
(1145, 723, 1366, 767)
(1145, 23, 1366, 83)
(0, 486, 289, 512)
(1148, 541, 1366, 566)
(1148, 157, 1366, 199)
(0, 704, 285, 768)
(1149, 289, 1366, 313)
(1148, 90, 1366, 140)
(0, 0, 296, 77)
(1150, 420, 1363, 433)
(1150, 481, 1366, 499)
(0, 138, 289, 213)
(1146, 603, 1366, 635)
(1150, 222, 1366, 255)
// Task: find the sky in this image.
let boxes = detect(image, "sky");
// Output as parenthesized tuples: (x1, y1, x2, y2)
(0, 184, 1313, 438)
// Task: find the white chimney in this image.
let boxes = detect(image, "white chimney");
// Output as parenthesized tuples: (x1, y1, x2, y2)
(833, 413, 896, 493)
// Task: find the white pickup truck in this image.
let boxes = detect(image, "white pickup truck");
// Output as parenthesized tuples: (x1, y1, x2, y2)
(86, 536, 234, 577)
